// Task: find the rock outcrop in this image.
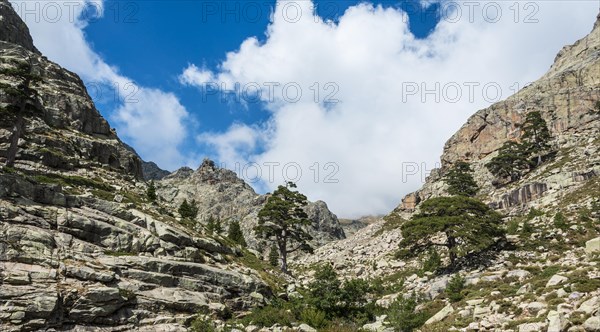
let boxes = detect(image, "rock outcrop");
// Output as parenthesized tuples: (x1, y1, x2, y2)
(0, 0, 38, 54)
(141, 160, 170, 180)
(394, 12, 600, 217)
(156, 159, 346, 251)
(0, 2, 271, 330)
(0, 1, 142, 179)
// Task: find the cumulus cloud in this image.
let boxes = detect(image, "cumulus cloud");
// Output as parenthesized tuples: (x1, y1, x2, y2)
(198, 123, 266, 168)
(180, 64, 216, 87)
(183, 0, 599, 217)
(113, 89, 189, 169)
(10, 0, 190, 170)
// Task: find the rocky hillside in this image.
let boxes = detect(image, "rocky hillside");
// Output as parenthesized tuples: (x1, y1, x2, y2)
(155, 159, 345, 252)
(396, 13, 600, 217)
(0, 1, 277, 330)
(288, 12, 600, 332)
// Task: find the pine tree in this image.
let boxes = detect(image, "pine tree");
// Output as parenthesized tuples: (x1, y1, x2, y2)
(228, 220, 246, 247)
(255, 182, 313, 274)
(521, 111, 552, 165)
(387, 294, 428, 332)
(178, 199, 199, 219)
(485, 141, 530, 182)
(146, 181, 157, 201)
(446, 274, 465, 302)
(0, 57, 41, 167)
(268, 243, 279, 267)
(444, 161, 478, 197)
(399, 196, 505, 267)
(206, 215, 222, 235)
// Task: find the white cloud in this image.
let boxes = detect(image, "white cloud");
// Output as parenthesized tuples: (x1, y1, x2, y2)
(180, 64, 216, 87)
(198, 123, 265, 168)
(183, 0, 599, 218)
(9, 0, 190, 170)
(113, 89, 189, 170)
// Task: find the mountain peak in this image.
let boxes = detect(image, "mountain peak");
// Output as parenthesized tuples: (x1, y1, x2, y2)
(198, 157, 217, 171)
(0, 0, 39, 53)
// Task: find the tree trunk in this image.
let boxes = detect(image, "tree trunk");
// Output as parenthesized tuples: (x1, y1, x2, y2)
(447, 236, 457, 266)
(279, 239, 288, 274)
(6, 106, 24, 167)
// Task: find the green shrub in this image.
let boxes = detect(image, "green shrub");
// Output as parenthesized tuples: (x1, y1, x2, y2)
(241, 305, 295, 327)
(308, 264, 343, 318)
(387, 295, 428, 332)
(527, 208, 544, 219)
(446, 274, 465, 303)
(206, 215, 222, 235)
(190, 317, 215, 332)
(269, 243, 279, 267)
(228, 220, 247, 247)
(179, 199, 199, 219)
(522, 220, 534, 235)
(34, 173, 113, 192)
(540, 266, 560, 279)
(300, 308, 328, 328)
(307, 264, 375, 322)
(553, 212, 568, 230)
(422, 250, 442, 273)
(146, 181, 157, 201)
(571, 270, 600, 293)
(507, 219, 519, 235)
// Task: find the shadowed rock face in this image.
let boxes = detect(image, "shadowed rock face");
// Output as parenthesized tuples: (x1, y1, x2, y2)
(141, 161, 170, 180)
(0, 0, 38, 54)
(0, 2, 270, 331)
(490, 183, 549, 210)
(0, 0, 142, 178)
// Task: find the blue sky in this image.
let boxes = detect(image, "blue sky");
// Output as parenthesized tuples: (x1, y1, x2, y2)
(84, 0, 442, 163)
(12, 0, 600, 217)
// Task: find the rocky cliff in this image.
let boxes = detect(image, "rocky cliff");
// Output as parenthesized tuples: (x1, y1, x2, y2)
(0, 1, 142, 178)
(0, 1, 272, 331)
(156, 159, 346, 252)
(395, 12, 600, 218)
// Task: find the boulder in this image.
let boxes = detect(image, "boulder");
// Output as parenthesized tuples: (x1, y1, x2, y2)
(585, 237, 600, 255)
(578, 296, 600, 315)
(583, 317, 600, 332)
(547, 310, 569, 332)
(425, 304, 454, 325)
(519, 322, 547, 332)
(547, 275, 569, 287)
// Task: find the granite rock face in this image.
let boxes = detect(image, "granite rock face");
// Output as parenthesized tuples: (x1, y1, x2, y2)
(156, 159, 346, 251)
(0, 2, 270, 330)
(0, 0, 38, 54)
(141, 160, 170, 180)
(0, 1, 142, 179)
(393, 13, 600, 217)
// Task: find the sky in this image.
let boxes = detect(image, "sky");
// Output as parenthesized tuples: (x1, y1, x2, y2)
(9, 0, 600, 218)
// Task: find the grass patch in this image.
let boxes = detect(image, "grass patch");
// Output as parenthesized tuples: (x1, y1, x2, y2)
(237, 250, 285, 292)
(374, 213, 405, 237)
(34, 173, 114, 192)
(559, 177, 600, 209)
(91, 189, 114, 201)
(122, 191, 144, 206)
(570, 269, 600, 293)
(505, 317, 546, 330)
